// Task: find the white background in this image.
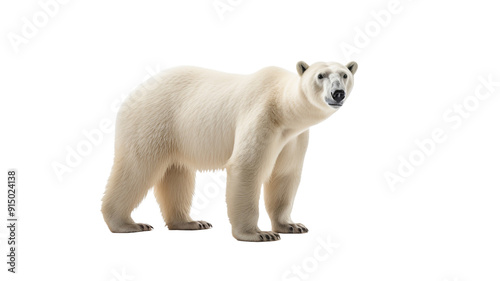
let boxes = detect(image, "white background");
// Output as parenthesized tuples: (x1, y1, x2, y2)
(1, 0, 500, 281)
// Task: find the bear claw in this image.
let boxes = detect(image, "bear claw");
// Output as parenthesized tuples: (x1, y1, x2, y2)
(275, 223, 309, 234)
(168, 220, 212, 231)
(136, 223, 154, 232)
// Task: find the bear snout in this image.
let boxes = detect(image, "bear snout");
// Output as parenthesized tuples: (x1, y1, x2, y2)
(331, 90, 345, 103)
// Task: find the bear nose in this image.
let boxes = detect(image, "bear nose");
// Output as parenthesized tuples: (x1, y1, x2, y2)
(332, 90, 345, 102)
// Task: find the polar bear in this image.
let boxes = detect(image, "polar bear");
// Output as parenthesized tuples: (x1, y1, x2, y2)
(101, 60, 357, 242)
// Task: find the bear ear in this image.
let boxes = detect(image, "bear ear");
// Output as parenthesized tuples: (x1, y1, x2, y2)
(346, 61, 358, 75)
(296, 61, 309, 76)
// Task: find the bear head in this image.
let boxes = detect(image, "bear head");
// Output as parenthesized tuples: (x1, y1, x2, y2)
(296, 61, 358, 112)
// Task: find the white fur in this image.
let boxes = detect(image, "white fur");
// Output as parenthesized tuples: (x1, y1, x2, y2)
(101, 61, 357, 241)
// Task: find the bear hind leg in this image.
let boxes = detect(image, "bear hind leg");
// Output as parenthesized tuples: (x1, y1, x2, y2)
(101, 156, 161, 233)
(154, 165, 212, 230)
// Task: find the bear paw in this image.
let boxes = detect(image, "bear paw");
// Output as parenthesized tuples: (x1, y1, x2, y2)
(168, 220, 212, 230)
(233, 230, 281, 242)
(273, 223, 308, 234)
(110, 223, 154, 233)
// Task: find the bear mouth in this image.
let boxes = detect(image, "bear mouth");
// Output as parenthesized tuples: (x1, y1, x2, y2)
(325, 98, 342, 108)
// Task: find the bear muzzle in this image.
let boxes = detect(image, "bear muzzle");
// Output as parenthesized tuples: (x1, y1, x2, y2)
(326, 89, 345, 107)
(332, 89, 345, 102)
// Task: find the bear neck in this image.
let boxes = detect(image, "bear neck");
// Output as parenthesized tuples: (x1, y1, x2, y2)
(277, 77, 333, 133)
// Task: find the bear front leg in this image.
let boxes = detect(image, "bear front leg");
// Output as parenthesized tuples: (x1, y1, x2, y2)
(225, 131, 283, 242)
(264, 131, 309, 234)
(226, 164, 281, 242)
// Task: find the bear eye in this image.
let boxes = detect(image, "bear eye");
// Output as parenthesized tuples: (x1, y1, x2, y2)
(343, 73, 348, 79)
(317, 73, 324, 79)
